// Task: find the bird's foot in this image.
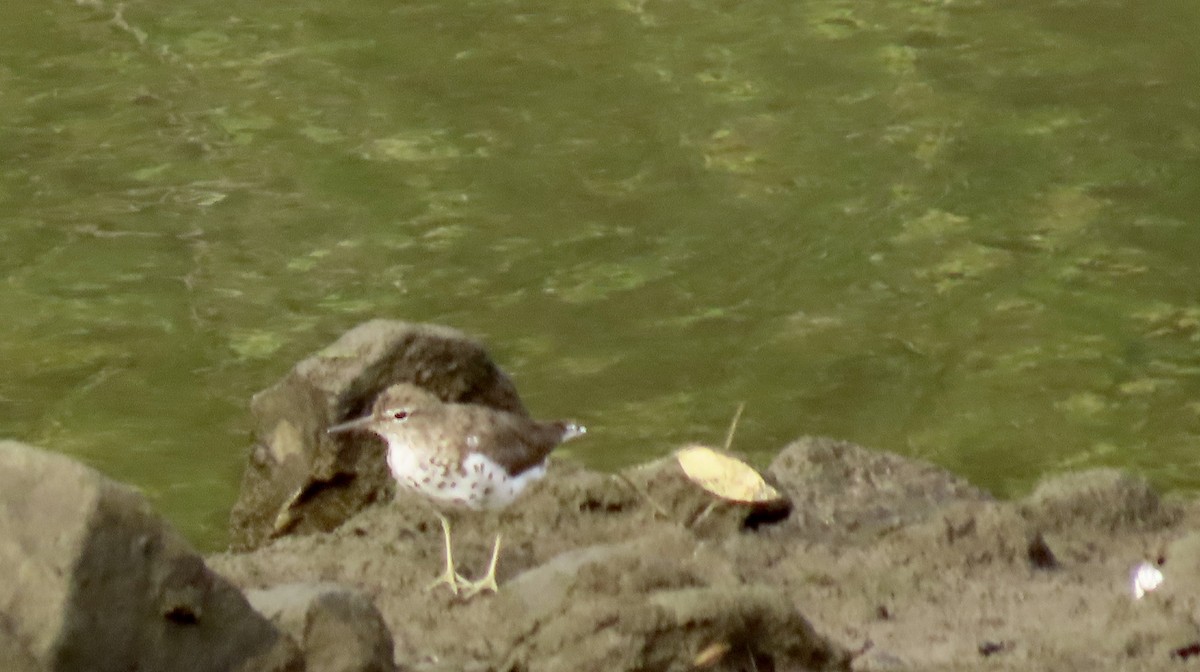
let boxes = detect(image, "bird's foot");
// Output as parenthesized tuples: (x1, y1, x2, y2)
(424, 565, 472, 596)
(458, 571, 499, 599)
(425, 513, 472, 596)
(458, 532, 503, 599)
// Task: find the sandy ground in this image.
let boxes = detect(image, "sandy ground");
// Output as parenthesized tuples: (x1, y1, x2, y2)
(209, 437, 1200, 671)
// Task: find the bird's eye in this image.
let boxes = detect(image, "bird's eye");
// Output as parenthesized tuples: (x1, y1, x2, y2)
(393, 410, 409, 420)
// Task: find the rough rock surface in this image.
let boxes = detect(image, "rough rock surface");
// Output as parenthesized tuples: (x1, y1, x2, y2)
(500, 528, 844, 672)
(766, 436, 992, 541)
(246, 583, 396, 672)
(228, 320, 529, 551)
(0, 441, 300, 672)
(1018, 467, 1175, 532)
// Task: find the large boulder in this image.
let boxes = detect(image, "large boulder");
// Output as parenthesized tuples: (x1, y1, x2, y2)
(229, 320, 529, 551)
(501, 529, 850, 672)
(767, 436, 991, 540)
(0, 441, 300, 672)
(1019, 468, 1177, 533)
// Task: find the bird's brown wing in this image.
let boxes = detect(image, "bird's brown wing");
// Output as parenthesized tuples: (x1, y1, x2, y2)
(463, 408, 568, 476)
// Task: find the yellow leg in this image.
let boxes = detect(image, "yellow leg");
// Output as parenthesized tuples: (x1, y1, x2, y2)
(460, 532, 502, 599)
(424, 514, 469, 595)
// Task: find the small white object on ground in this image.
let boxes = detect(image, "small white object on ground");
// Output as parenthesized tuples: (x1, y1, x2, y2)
(1130, 561, 1164, 600)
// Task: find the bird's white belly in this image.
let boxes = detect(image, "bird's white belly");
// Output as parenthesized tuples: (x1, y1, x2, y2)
(386, 445, 545, 511)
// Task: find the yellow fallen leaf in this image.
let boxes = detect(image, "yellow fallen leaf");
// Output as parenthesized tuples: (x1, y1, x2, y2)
(675, 444, 781, 503)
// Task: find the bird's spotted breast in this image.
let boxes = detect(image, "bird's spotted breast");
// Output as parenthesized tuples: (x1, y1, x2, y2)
(385, 439, 541, 511)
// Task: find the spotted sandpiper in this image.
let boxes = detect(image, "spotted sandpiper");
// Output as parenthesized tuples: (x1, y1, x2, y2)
(327, 384, 586, 598)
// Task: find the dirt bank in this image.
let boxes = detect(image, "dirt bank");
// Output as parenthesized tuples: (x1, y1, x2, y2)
(208, 436, 1200, 671)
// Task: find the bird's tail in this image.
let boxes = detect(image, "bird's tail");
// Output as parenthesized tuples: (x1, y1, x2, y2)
(559, 422, 587, 442)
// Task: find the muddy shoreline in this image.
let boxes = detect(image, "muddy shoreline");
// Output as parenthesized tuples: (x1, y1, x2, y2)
(5, 431, 1200, 671)
(207, 436, 1200, 671)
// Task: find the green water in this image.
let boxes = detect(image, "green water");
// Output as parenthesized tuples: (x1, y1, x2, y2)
(2, 0, 1198, 550)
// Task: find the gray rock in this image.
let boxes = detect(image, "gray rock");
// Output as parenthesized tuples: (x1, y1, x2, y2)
(767, 436, 990, 540)
(0, 441, 300, 672)
(229, 320, 528, 551)
(247, 583, 397, 672)
(502, 528, 849, 672)
(1019, 468, 1176, 532)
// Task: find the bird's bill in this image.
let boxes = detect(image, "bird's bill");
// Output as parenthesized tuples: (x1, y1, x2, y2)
(326, 415, 373, 435)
